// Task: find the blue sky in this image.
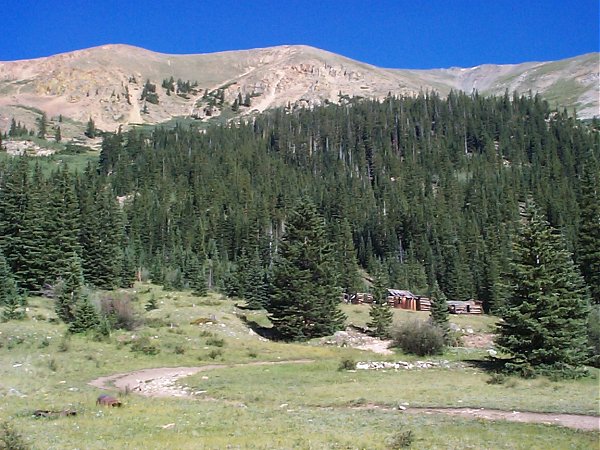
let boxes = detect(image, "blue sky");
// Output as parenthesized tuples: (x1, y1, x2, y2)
(2, 0, 598, 68)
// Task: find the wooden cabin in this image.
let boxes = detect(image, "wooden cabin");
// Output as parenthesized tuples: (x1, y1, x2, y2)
(387, 289, 432, 311)
(350, 293, 374, 304)
(447, 300, 483, 314)
(416, 296, 431, 312)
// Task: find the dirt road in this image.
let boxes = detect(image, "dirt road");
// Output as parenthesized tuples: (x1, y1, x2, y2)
(89, 361, 599, 431)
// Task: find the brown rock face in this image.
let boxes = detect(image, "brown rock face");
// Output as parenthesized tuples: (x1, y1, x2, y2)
(0, 44, 597, 134)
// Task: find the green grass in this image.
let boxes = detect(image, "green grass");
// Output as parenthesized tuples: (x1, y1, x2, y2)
(342, 303, 498, 333)
(542, 79, 588, 110)
(0, 149, 100, 174)
(1, 284, 598, 449)
(184, 360, 599, 415)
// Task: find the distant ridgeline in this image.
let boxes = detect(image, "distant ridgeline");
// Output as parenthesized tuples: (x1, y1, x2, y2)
(0, 92, 598, 312)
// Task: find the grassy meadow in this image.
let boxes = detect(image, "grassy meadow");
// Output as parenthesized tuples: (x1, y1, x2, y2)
(0, 284, 598, 449)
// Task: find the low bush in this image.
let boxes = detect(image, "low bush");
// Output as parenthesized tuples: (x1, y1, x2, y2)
(130, 336, 160, 355)
(173, 345, 185, 355)
(98, 293, 139, 331)
(207, 349, 223, 359)
(486, 373, 506, 385)
(0, 421, 28, 450)
(338, 357, 356, 371)
(145, 317, 168, 328)
(391, 320, 445, 356)
(57, 334, 70, 352)
(206, 336, 225, 347)
(388, 429, 414, 449)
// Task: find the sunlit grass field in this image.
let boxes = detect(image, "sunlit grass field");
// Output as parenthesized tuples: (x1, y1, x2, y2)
(1, 283, 598, 449)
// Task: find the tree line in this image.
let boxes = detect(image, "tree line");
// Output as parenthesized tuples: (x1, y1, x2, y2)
(0, 91, 598, 368)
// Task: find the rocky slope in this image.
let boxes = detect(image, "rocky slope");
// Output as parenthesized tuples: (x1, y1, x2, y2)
(0, 44, 597, 134)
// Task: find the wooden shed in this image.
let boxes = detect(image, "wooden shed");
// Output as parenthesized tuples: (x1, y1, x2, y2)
(387, 289, 418, 310)
(416, 296, 431, 312)
(447, 300, 483, 314)
(350, 293, 374, 304)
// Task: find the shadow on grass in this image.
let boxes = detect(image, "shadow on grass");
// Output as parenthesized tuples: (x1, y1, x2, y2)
(237, 310, 279, 340)
(462, 358, 505, 372)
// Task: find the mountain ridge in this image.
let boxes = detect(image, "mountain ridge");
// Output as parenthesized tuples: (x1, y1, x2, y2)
(0, 44, 597, 136)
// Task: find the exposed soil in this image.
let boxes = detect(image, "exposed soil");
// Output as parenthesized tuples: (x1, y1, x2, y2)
(89, 361, 599, 431)
(406, 407, 599, 431)
(89, 360, 313, 398)
(461, 332, 495, 349)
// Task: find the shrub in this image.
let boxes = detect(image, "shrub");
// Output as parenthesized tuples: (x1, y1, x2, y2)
(57, 334, 70, 352)
(145, 294, 158, 312)
(391, 320, 445, 356)
(587, 305, 600, 368)
(99, 293, 138, 331)
(174, 345, 185, 355)
(486, 373, 506, 385)
(338, 357, 356, 371)
(207, 349, 222, 359)
(146, 317, 167, 328)
(0, 421, 29, 450)
(206, 336, 225, 347)
(388, 429, 414, 449)
(130, 336, 160, 355)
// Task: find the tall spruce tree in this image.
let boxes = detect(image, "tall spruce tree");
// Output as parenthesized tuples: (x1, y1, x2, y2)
(69, 295, 100, 333)
(429, 280, 450, 338)
(55, 252, 85, 324)
(495, 204, 591, 377)
(187, 255, 208, 296)
(576, 151, 600, 304)
(267, 197, 345, 340)
(367, 263, 393, 338)
(0, 252, 25, 321)
(36, 112, 47, 139)
(244, 248, 268, 309)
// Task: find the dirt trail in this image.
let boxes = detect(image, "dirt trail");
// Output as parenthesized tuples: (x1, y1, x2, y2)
(89, 361, 599, 431)
(406, 407, 599, 431)
(89, 360, 313, 398)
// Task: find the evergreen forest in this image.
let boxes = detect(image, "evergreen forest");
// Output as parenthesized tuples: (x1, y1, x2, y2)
(1, 91, 598, 333)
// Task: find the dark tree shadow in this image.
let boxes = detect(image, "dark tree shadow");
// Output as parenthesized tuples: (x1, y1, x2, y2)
(462, 358, 505, 372)
(237, 310, 280, 340)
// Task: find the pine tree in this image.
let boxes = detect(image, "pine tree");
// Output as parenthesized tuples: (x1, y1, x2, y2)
(267, 197, 345, 340)
(79, 185, 124, 289)
(85, 117, 96, 138)
(45, 167, 81, 283)
(55, 126, 61, 143)
(2, 290, 25, 321)
(37, 112, 47, 139)
(368, 263, 393, 338)
(244, 248, 268, 309)
(333, 218, 362, 296)
(0, 252, 25, 321)
(16, 183, 48, 291)
(145, 293, 158, 311)
(69, 295, 99, 333)
(495, 204, 591, 377)
(429, 280, 449, 337)
(188, 256, 208, 296)
(577, 151, 600, 304)
(55, 253, 85, 324)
